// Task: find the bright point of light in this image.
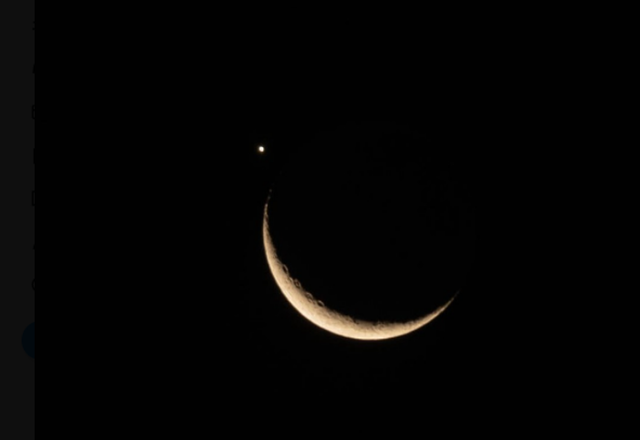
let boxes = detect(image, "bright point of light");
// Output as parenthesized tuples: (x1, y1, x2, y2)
(258, 146, 265, 153)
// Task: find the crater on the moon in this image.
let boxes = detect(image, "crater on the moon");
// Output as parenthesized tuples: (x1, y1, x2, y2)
(267, 122, 474, 323)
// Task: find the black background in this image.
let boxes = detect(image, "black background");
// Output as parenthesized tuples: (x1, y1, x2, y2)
(0, 0, 609, 429)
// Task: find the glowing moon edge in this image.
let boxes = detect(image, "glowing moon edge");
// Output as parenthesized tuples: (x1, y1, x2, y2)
(262, 195, 458, 341)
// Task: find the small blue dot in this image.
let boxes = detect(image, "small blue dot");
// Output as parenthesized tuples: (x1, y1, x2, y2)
(22, 322, 35, 359)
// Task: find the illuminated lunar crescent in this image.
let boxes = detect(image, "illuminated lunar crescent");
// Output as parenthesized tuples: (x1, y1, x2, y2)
(263, 196, 457, 341)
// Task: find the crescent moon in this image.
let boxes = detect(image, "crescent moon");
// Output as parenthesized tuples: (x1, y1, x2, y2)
(263, 196, 457, 341)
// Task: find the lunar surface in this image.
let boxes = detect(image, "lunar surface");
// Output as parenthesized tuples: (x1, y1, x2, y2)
(261, 122, 474, 340)
(263, 198, 458, 340)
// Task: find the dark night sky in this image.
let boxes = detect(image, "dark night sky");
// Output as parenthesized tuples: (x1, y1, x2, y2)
(213, 118, 509, 397)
